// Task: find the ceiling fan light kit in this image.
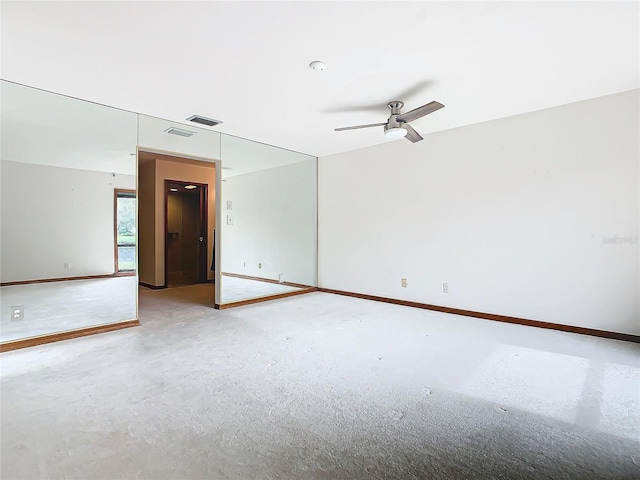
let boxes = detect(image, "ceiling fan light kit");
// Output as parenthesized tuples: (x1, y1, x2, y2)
(335, 99, 444, 143)
(384, 126, 408, 138)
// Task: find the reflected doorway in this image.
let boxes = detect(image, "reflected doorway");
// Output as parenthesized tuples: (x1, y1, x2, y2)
(165, 180, 208, 287)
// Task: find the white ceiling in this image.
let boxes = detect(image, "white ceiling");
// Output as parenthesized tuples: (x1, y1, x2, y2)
(1, 1, 638, 158)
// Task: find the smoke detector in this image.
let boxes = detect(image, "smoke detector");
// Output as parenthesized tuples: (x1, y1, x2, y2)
(309, 60, 326, 71)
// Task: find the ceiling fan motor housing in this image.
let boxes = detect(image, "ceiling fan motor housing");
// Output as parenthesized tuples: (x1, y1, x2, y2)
(385, 101, 407, 137)
(384, 122, 408, 138)
(387, 101, 404, 115)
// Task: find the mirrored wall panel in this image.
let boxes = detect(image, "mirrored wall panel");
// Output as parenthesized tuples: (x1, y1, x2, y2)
(136, 115, 220, 303)
(0, 80, 138, 342)
(219, 135, 317, 305)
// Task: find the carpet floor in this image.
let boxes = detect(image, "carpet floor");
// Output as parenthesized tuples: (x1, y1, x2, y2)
(1, 287, 638, 479)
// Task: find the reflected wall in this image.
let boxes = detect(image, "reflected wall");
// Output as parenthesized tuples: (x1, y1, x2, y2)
(219, 136, 317, 305)
(0, 80, 138, 342)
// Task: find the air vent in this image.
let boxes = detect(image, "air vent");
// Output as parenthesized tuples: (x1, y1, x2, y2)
(187, 115, 222, 127)
(164, 127, 196, 137)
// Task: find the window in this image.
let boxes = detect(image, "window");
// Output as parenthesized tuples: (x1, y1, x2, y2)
(115, 189, 136, 273)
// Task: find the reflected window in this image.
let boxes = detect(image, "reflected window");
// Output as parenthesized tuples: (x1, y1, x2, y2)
(115, 189, 136, 272)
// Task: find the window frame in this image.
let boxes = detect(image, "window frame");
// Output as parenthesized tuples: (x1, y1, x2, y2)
(114, 189, 137, 274)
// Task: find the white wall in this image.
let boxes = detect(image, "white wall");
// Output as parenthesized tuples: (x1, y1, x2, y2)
(138, 159, 156, 286)
(0, 160, 136, 282)
(318, 90, 639, 336)
(221, 159, 317, 286)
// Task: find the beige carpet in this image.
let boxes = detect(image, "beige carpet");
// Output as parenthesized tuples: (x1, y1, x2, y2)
(1, 286, 638, 479)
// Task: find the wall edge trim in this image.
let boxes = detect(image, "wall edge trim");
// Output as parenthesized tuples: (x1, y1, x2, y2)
(215, 287, 317, 310)
(222, 272, 313, 289)
(1, 272, 135, 287)
(138, 282, 167, 290)
(0, 319, 140, 353)
(317, 288, 640, 344)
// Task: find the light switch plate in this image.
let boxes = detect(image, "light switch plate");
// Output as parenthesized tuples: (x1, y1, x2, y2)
(226, 215, 233, 225)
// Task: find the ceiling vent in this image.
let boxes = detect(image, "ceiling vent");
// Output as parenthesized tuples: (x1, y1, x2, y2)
(187, 115, 222, 127)
(164, 127, 196, 137)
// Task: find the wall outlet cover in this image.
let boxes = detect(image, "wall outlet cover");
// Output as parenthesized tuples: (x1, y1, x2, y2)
(10, 305, 24, 321)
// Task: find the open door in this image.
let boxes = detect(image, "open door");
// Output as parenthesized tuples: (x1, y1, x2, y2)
(165, 180, 208, 287)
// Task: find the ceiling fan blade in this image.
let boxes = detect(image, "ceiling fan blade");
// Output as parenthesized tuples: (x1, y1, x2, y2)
(396, 101, 444, 123)
(404, 124, 423, 143)
(335, 122, 386, 132)
(324, 81, 436, 114)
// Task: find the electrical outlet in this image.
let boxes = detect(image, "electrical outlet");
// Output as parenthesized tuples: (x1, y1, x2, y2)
(443, 283, 449, 293)
(258, 263, 262, 269)
(10, 305, 24, 321)
(401, 278, 407, 287)
(278, 273, 285, 284)
(64, 262, 71, 269)
(226, 200, 232, 210)
(226, 215, 233, 225)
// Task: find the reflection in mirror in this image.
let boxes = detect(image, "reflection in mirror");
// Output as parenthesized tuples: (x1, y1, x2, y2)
(0, 81, 138, 344)
(115, 189, 137, 273)
(219, 135, 317, 305)
(137, 115, 220, 306)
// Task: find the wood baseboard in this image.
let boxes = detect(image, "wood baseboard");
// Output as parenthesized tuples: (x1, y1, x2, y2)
(139, 282, 167, 290)
(0, 319, 140, 353)
(215, 287, 317, 310)
(1, 272, 135, 287)
(317, 288, 640, 344)
(113, 271, 137, 278)
(222, 272, 312, 289)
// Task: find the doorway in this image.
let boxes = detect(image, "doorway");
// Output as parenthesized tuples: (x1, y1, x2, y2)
(165, 180, 208, 287)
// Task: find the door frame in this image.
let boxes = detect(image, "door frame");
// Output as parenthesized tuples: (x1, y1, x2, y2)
(164, 179, 209, 287)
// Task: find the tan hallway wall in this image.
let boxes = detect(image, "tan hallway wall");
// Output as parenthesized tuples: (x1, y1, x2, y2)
(151, 158, 216, 286)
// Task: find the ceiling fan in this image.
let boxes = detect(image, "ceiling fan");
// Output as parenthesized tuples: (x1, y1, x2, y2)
(335, 100, 444, 143)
